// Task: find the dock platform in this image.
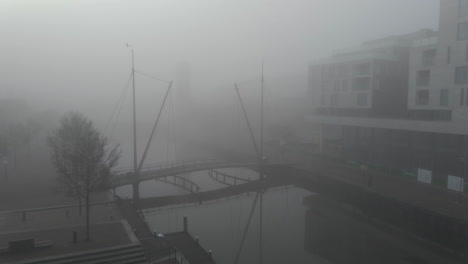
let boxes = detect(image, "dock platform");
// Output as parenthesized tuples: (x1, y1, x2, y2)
(118, 199, 215, 264)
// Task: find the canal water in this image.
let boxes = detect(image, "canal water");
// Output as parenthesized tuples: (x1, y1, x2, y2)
(116, 169, 463, 264)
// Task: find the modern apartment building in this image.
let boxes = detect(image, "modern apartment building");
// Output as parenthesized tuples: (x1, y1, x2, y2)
(409, 0, 468, 122)
(310, 29, 436, 119)
(306, 1, 468, 190)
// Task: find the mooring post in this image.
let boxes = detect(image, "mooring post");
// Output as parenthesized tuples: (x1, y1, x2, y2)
(183, 216, 188, 233)
(208, 250, 212, 260)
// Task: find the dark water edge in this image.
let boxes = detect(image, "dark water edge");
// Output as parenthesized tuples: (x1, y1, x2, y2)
(117, 169, 465, 264)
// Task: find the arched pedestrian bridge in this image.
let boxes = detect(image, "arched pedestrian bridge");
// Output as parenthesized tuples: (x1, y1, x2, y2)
(111, 159, 264, 188)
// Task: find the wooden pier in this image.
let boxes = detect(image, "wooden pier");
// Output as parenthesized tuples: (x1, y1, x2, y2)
(118, 199, 215, 264)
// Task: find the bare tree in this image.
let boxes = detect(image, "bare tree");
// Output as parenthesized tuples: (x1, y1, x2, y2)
(47, 112, 121, 241)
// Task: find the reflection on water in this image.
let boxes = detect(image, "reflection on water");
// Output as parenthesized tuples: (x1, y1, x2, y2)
(304, 196, 462, 264)
(144, 186, 323, 264)
(117, 169, 463, 264)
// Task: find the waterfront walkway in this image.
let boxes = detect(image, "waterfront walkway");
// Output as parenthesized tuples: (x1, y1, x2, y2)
(118, 199, 215, 264)
(293, 156, 468, 222)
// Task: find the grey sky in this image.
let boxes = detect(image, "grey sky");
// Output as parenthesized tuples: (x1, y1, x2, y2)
(0, 0, 439, 118)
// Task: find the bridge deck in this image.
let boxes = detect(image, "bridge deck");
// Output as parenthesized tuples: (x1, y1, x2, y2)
(112, 160, 266, 187)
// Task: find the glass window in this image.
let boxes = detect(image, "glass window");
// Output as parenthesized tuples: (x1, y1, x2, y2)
(455, 66, 468, 84)
(342, 79, 349, 91)
(422, 49, 436, 66)
(461, 88, 468, 106)
(466, 87, 468, 105)
(416, 90, 429, 105)
(416, 70, 430, 86)
(460, 0, 468, 17)
(357, 93, 368, 106)
(330, 94, 339, 106)
(458, 22, 468, 40)
(466, 44, 468, 61)
(333, 80, 340, 91)
(352, 63, 371, 76)
(339, 65, 347, 77)
(320, 94, 327, 106)
(447, 46, 451, 64)
(352, 77, 371, 91)
(462, 88, 465, 105)
(440, 89, 449, 106)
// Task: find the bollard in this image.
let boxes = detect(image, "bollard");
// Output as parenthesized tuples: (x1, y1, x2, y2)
(195, 237, 199, 245)
(183, 216, 188, 233)
(73, 230, 77, 243)
(208, 250, 212, 260)
(153, 230, 157, 239)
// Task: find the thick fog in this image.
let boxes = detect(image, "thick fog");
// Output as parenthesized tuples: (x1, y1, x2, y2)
(7, 2, 468, 264)
(0, 0, 439, 169)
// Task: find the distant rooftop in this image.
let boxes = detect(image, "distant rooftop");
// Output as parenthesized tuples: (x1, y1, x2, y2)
(311, 29, 438, 65)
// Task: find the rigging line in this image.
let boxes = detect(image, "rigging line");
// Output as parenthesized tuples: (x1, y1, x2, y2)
(134, 70, 171, 84)
(109, 77, 132, 141)
(234, 191, 260, 264)
(137, 81, 173, 174)
(234, 83, 261, 160)
(170, 89, 176, 161)
(103, 72, 132, 136)
(165, 89, 171, 164)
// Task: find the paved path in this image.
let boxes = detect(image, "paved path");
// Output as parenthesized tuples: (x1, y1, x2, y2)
(0, 221, 132, 263)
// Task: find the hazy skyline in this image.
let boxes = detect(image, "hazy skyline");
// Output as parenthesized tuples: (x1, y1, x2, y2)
(1, 0, 439, 119)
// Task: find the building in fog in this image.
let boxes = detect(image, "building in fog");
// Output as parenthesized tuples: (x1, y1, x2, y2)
(309, 29, 436, 119)
(306, 1, 468, 190)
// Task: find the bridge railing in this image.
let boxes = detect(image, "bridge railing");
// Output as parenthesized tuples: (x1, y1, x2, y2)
(111, 159, 258, 187)
(113, 159, 230, 175)
(156, 175, 201, 194)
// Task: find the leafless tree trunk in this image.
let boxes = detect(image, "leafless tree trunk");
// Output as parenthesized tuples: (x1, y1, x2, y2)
(85, 192, 90, 241)
(78, 196, 82, 216)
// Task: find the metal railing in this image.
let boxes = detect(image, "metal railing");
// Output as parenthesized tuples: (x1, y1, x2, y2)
(113, 159, 227, 175)
(111, 159, 257, 187)
(208, 169, 254, 186)
(155, 175, 201, 194)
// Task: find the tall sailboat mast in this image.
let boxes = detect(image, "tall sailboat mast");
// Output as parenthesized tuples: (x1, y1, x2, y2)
(259, 61, 264, 264)
(131, 47, 139, 201)
(260, 61, 264, 173)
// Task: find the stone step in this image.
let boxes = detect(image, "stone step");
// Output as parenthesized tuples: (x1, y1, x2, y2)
(24, 243, 146, 264)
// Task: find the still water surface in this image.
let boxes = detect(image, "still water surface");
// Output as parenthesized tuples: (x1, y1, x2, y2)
(117, 169, 462, 264)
